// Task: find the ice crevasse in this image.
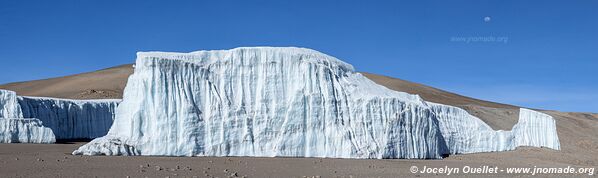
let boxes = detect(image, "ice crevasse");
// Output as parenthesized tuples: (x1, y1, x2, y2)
(0, 89, 120, 142)
(73, 47, 560, 158)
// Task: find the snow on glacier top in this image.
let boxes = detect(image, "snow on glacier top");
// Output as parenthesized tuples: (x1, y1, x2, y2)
(135, 47, 356, 73)
(20, 96, 121, 103)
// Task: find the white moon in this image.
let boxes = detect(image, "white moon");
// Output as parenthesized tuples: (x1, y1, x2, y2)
(484, 16, 491, 22)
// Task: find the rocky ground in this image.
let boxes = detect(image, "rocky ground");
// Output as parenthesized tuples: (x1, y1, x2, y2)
(0, 143, 594, 177)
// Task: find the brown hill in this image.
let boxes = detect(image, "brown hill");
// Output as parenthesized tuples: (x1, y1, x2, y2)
(0, 64, 133, 99)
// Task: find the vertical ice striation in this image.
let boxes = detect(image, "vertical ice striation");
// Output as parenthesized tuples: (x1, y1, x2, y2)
(0, 118, 55, 143)
(431, 103, 560, 154)
(72, 47, 560, 158)
(1, 89, 119, 140)
(0, 90, 23, 118)
(1, 90, 55, 143)
(74, 47, 449, 158)
(514, 108, 560, 150)
(18, 96, 120, 139)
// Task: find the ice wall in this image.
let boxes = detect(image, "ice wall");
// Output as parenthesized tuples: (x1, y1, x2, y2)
(1, 89, 119, 140)
(0, 90, 23, 118)
(0, 118, 55, 143)
(514, 108, 560, 150)
(18, 96, 120, 139)
(73, 47, 560, 158)
(430, 103, 560, 154)
(74, 47, 449, 158)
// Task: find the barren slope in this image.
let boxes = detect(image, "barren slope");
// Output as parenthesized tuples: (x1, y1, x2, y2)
(0, 64, 133, 99)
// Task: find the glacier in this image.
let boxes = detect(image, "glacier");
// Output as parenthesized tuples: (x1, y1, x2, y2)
(513, 108, 560, 150)
(18, 96, 120, 139)
(0, 89, 120, 141)
(0, 90, 23, 118)
(430, 104, 560, 154)
(74, 47, 449, 158)
(0, 118, 55, 143)
(73, 47, 560, 159)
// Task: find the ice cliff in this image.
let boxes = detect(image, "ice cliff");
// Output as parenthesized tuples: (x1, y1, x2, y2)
(18, 96, 120, 139)
(430, 104, 560, 154)
(74, 47, 449, 158)
(0, 118, 55, 143)
(73, 47, 560, 158)
(0, 89, 120, 142)
(0, 90, 23, 118)
(514, 108, 560, 150)
(1, 90, 53, 143)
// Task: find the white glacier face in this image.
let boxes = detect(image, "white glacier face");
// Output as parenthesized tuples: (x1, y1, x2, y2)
(0, 118, 56, 143)
(1, 90, 53, 143)
(430, 103, 560, 154)
(69, 47, 560, 159)
(0, 90, 23, 118)
(74, 47, 449, 158)
(18, 96, 120, 139)
(0, 89, 120, 140)
(513, 108, 560, 150)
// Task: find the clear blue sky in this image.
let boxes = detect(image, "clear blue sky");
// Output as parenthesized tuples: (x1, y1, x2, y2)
(0, 0, 596, 112)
